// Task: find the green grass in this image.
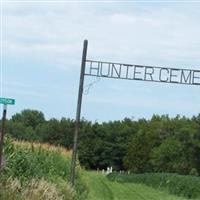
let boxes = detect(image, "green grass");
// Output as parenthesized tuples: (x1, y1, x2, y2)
(83, 171, 190, 200)
(108, 173, 200, 199)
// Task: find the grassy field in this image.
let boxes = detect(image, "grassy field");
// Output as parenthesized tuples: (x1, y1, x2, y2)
(83, 172, 190, 200)
(1, 138, 198, 200)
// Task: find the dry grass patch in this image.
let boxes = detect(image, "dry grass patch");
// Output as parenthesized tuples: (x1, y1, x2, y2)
(13, 140, 72, 157)
(1, 178, 74, 200)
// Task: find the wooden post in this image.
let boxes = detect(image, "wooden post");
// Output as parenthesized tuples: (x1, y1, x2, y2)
(0, 104, 7, 170)
(70, 40, 88, 186)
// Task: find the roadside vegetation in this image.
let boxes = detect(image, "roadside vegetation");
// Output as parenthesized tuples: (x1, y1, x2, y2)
(0, 138, 192, 200)
(0, 137, 87, 200)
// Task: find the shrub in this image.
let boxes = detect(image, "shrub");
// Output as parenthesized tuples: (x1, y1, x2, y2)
(189, 168, 199, 176)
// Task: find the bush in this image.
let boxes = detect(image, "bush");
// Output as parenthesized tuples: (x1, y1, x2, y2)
(189, 168, 199, 176)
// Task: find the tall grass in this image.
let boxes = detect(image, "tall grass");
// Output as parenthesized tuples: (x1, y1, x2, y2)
(0, 177, 74, 200)
(1, 137, 87, 200)
(3, 138, 71, 181)
(13, 140, 72, 158)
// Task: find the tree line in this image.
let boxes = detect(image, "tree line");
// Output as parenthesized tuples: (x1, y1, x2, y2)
(2, 109, 200, 175)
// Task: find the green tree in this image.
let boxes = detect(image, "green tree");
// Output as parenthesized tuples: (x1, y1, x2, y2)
(11, 109, 45, 130)
(150, 138, 183, 173)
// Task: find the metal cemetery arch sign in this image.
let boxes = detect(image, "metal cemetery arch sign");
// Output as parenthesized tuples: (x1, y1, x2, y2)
(69, 40, 200, 185)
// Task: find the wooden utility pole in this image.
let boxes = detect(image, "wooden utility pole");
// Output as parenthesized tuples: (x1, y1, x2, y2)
(70, 40, 88, 186)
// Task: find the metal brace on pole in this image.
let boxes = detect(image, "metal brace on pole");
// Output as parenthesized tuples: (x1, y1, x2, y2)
(69, 40, 88, 186)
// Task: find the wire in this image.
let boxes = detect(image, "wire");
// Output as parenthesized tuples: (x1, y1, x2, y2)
(83, 76, 101, 95)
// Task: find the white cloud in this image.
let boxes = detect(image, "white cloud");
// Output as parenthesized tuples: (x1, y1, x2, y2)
(4, 3, 200, 69)
(2, 2, 200, 120)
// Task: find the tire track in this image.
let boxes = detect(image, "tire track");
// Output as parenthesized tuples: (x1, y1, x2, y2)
(84, 172, 188, 200)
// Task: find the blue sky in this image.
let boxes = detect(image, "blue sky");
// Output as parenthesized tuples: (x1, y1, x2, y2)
(1, 1, 200, 121)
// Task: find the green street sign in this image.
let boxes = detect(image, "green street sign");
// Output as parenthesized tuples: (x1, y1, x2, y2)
(0, 98, 15, 105)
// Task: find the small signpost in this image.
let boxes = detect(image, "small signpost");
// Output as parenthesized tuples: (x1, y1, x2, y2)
(0, 97, 15, 170)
